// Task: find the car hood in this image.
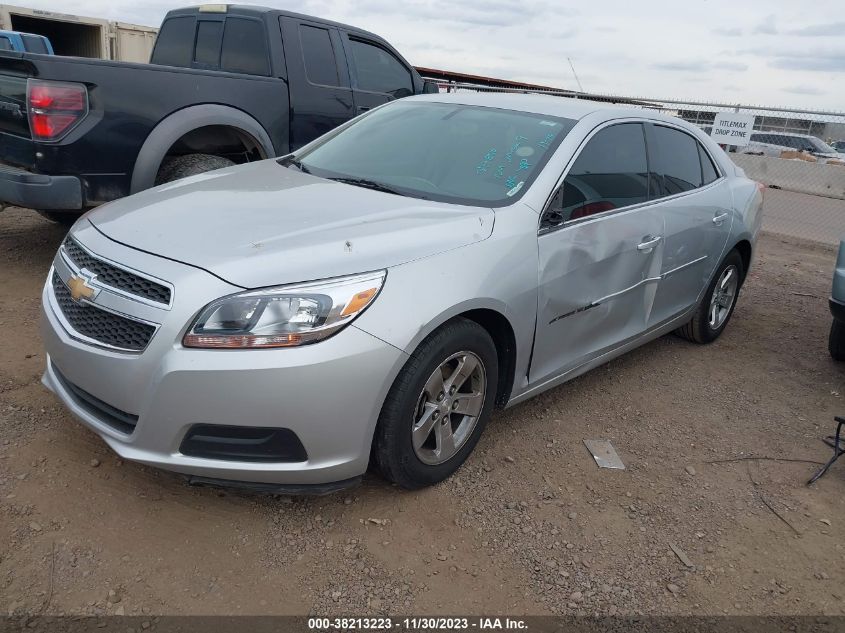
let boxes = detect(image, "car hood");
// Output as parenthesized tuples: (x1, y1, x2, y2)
(87, 160, 495, 289)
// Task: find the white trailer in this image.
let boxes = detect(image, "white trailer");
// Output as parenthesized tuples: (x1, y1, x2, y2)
(0, 4, 157, 62)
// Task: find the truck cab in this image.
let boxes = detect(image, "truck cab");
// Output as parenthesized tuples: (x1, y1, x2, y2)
(0, 30, 53, 54)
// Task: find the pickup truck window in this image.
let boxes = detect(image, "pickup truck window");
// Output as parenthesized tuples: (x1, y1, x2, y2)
(348, 39, 412, 97)
(21, 35, 49, 54)
(299, 25, 339, 87)
(152, 16, 196, 67)
(194, 21, 223, 67)
(0, 37, 11, 51)
(221, 18, 269, 76)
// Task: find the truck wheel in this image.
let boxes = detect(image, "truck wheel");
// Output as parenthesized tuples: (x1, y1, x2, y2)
(373, 318, 498, 489)
(155, 154, 236, 185)
(37, 211, 83, 226)
(830, 320, 845, 361)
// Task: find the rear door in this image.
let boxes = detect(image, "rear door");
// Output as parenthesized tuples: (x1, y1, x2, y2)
(646, 123, 733, 327)
(280, 17, 354, 150)
(340, 34, 415, 115)
(532, 121, 664, 384)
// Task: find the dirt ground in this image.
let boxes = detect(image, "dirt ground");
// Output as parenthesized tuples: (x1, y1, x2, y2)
(1, 206, 844, 618)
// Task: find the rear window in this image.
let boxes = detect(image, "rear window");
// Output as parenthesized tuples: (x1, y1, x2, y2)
(299, 25, 339, 86)
(151, 16, 196, 67)
(0, 37, 12, 51)
(221, 18, 269, 76)
(21, 34, 48, 54)
(194, 21, 223, 67)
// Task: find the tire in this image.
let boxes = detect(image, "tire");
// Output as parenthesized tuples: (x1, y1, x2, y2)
(154, 153, 236, 186)
(36, 210, 83, 226)
(373, 317, 499, 489)
(675, 249, 744, 344)
(830, 320, 845, 361)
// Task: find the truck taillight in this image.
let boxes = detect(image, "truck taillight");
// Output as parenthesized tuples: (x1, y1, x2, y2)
(27, 79, 88, 141)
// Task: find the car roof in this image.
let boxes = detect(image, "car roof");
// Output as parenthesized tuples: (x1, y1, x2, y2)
(172, 5, 386, 40)
(405, 92, 690, 124)
(754, 131, 816, 139)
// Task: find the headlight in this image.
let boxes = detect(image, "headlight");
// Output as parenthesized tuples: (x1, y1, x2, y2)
(183, 271, 385, 349)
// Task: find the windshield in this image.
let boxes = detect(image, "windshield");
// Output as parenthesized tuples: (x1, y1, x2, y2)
(807, 137, 837, 153)
(295, 101, 576, 207)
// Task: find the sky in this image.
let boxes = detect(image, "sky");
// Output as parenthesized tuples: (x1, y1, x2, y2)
(18, 0, 845, 110)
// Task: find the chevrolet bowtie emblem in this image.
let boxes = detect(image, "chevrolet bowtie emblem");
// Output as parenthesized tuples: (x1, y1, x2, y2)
(67, 275, 96, 303)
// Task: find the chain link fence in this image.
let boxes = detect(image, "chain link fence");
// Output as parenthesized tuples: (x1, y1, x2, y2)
(423, 79, 845, 246)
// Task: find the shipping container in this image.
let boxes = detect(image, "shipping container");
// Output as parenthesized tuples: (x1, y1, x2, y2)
(0, 4, 156, 62)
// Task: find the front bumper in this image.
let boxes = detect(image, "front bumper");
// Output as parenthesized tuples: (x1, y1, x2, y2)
(0, 161, 82, 210)
(40, 227, 408, 487)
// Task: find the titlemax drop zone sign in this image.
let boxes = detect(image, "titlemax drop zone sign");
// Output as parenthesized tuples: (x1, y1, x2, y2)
(710, 112, 756, 146)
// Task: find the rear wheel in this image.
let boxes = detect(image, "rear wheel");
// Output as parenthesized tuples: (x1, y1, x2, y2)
(155, 153, 236, 186)
(373, 318, 498, 489)
(830, 320, 845, 361)
(675, 250, 744, 344)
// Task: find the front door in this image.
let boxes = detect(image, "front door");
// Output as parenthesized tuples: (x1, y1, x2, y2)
(532, 122, 665, 385)
(339, 34, 416, 115)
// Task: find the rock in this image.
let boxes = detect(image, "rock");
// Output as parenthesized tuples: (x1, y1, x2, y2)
(141, 623, 150, 630)
(343, 498, 353, 505)
(667, 583, 680, 595)
(685, 465, 696, 476)
(820, 519, 831, 526)
(568, 512, 578, 520)
(90, 458, 101, 468)
(569, 591, 583, 602)
(114, 605, 125, 616)
(107, 590, 121, 604)
(504, 456, 515, 463)
(29, 522, 42, 532)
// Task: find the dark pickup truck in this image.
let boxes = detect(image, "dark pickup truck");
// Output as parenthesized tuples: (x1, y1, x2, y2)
(0, 4, 435, 221)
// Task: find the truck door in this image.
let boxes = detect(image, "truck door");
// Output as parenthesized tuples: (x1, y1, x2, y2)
(279, 16, 354, 150)
(339, 33, 416, 115)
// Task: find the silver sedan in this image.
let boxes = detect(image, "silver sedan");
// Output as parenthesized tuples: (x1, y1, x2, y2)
(41, 93, 763, 491)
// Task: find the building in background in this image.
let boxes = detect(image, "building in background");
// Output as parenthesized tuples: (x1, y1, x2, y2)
(0, 4, 156, 62)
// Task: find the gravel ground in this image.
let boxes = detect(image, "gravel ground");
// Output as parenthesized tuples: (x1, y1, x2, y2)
(0, 206, 843, 617)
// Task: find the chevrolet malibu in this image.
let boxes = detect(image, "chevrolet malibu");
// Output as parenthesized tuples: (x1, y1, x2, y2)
(41, 93, 763, 491)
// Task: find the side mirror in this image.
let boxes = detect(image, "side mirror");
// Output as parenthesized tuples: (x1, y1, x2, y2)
(422, 80, 440, 94)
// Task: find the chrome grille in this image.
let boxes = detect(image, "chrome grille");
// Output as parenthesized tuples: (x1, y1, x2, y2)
(62, 238, 171, 305)
(52, 273, 156, 352)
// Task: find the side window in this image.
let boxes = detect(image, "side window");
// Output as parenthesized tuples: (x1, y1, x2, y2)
(699, 144, 719, 185)
(21, 35, 49, 54)
(0, 37, 12, 51)
(150, 16, 196, 67)
(543, 123, 649, 227)
(221, 18, 269, 76)
(299, 25, 339, 87)
(194, 20, 223, 67)
(651, 126, 703, 196)
(348, 38, 413, 97)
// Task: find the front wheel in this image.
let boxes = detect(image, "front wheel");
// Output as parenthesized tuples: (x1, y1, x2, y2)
(675, 250, 744, 344)
(373, 318, 498, 489)
(830, 320, 845, 361)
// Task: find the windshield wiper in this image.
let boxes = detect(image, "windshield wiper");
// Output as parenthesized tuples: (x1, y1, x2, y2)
(328, 177, 405, 196)
(278, 155, 311, 174)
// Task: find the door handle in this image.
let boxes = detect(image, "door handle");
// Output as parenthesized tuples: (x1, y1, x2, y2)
(712, 212, 729, 225)
(637, 236, 662, 251)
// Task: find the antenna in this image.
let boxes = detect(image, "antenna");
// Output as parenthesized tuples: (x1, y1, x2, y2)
(567, 57, 584, 92)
